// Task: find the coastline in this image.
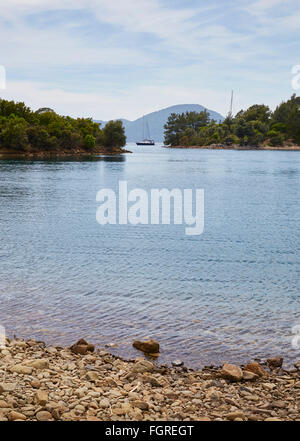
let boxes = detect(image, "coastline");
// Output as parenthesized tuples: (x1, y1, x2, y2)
(0, 147, 131, 160)
(0, 337, 299, 421)
(165, 144, 300, 151)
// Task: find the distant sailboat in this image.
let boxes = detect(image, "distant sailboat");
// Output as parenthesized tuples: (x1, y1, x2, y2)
(136, 116, 155, 146)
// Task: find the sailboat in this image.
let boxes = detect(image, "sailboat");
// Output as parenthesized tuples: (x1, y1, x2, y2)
(136, 116, 155, 146)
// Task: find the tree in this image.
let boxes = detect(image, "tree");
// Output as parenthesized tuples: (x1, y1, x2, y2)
(103, 120, 126, 148)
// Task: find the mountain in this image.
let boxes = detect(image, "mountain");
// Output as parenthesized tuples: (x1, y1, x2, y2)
(95, 104, 224, 143)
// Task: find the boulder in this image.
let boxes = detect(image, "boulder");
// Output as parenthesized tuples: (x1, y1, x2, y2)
(133, 339, 160, 354)
(70, 339, 95, 355)
(267, 357, 283, 369)
(244, 362, 268, 377)
(221, 363, 243, 381)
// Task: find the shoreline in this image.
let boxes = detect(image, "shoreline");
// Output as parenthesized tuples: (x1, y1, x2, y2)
(0, 337, 299, 421)
(165, 144, 300, 151)
(0, 147, 131, 160)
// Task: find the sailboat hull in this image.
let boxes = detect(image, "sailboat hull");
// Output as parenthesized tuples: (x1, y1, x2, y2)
(136, 141, 155, 146)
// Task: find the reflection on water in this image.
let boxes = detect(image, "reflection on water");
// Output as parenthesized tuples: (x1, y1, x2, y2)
(0, 145, 299, 367)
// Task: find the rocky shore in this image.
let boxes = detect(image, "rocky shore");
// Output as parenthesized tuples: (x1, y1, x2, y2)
(0, 338, 299, 421)
(0, 146, 131, 159)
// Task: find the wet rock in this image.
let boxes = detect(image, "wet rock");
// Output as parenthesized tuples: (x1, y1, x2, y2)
(267, 357, 283, 369)
(221, 363, 243, 382)
(70, 339, 95, 355)
(172, 360, 184, 367)
(244, 362, 268, 377)
(133, 340, 160, 354)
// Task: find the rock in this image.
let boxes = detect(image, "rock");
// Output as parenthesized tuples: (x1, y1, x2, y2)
(86, 371, 99, 382)
(265, 417, 282, 421)
(199, 417, 211, 421)
(133, 339, 160, 354)
(226, 411, 245, 421)
(243, 370, 259, 381)
(267, 357, 283, 369)
(221, 363, 243, 381)
(31, 380, 41, 388)
(131, 401, 149, 411)
(172, 360, 184, 367)
(8, 411, 26, 421)
(0, 383, 16, 393)
(36, 410, 53, 421)
(143, 375, 162, 387)
(99, 398, 110, 409)
(0, 400, 10, 408)
(131, 360, 155, 374)
(28, 359, 50, 370)
(294, 361, 300, 370)
(70, 339, 95, 355)
(9, 364, 33, 375)
(35, 390, 48, 406)
(206, 388, 222, 400)
(244, 362, 268, 377)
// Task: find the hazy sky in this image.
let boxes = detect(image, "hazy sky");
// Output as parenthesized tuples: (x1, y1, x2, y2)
(0, 0, 299, 120)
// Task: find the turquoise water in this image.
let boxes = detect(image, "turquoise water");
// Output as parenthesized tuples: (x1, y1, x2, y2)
(0, 144, 299, 367)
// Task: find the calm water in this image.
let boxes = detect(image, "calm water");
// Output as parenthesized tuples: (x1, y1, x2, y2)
(0, 144, 299, 367)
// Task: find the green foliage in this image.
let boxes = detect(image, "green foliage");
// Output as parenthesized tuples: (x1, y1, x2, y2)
(164, 96, 300, 148)
(0, 98, 127, 153)
(103, 120, 126, 148)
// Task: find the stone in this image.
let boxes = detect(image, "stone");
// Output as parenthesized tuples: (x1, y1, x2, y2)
(31, 380, 41, 388)
(35, 390, 48, 406)
(86, 371, 99, 382)
(0, 400, 10, 408)
(221, 363, 243, 381)
(70, 339, 95, 355)
(36, 411, 53, 421)
(0, 383, 16, 393)
(131, 360, 155, 374)
(267, 357, 283, 369)
(28, 359, 50, 370)
(143, 375, 162, 387)
(9, 364, 33, 375)
(243, 370, 259, 381)
(131, 401, 149, 411)
(172, 360, 184, 367)
(294, 361, 300, 370)
(8, 411, 26, 421)
(198, 417, 211, 421)
(133, 339, 160, 354)
(226, 411, 245, 421)
(244, 362, 268, 377)
(265, 417, 282, 421)
(206, 388, 222, 400)
(99, 398, 110, 409)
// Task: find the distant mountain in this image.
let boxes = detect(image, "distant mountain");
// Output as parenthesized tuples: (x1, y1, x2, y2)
(95, 104, 224, 143)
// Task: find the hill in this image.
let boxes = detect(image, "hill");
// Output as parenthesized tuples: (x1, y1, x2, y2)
(95, 104, 224, 142)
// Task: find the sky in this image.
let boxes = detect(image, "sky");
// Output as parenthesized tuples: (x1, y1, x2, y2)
(0, 0, 299, 120)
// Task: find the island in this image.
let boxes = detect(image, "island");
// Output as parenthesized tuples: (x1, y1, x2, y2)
(0, 99, 129, 158)
(164, 95, 300, 151)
